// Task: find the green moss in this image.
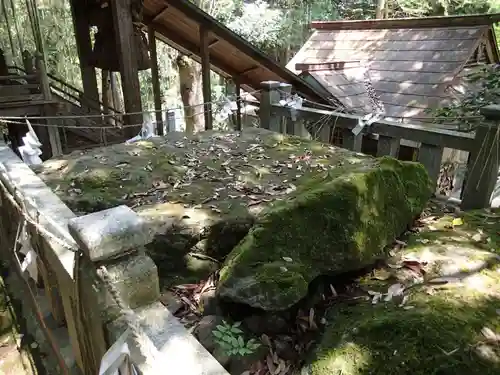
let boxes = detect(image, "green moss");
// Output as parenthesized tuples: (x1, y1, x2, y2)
(308, 203, 500, 375)
(218, 157, 432, 310)
(310, 294, 500, 375)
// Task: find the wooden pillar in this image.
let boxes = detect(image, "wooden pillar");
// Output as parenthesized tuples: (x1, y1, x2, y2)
(417, 144, 444, 191)
(235, 77, 242, 131)
(200, 25, 212, 130)
(377, 135, 400, 157)
(68, 0, 99, 110)
(148, 25, 163, 136)
(461, 105, 500, 210)
(110, 0, 143, 138)
(36, 55, 63, 158)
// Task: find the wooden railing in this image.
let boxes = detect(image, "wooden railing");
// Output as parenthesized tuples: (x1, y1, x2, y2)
(256, 81, 500, 210)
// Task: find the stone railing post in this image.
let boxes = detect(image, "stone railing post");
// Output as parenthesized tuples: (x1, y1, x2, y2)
(68, 205, 159, 374)
(260, 81, 281, 132)
(461, 105, 500, 210)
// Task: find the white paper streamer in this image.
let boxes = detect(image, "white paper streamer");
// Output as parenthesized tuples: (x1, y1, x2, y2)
(99, 329, 138, 375)
(18, 119, 43, 166)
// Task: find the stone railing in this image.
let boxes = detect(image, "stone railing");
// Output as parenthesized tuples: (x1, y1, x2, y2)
(256, 81, 500, 210)
(0, 142, 229, 375)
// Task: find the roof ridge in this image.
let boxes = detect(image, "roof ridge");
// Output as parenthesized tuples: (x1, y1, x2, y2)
(311, 13, 500, 31)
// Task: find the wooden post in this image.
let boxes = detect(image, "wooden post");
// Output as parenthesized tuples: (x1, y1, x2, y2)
(22, 50, 34, 74)
(36, 55, 63, 158)
(235, 77, 242, 131)
(417, 144, 444, 190)
(343, 129, 363, 152)
(148, 25, 163, 136)
(260, 81, 281, 131)
(166, 110, 177, 132)
(377, 135, 399, 157)
(461, 105, 500, 210)
(200, 25, 212, 130)
(68, 0, 99, 111)
(110, 0, 143, 138)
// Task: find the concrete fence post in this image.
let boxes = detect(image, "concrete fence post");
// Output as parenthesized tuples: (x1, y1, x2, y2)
(260, 81, 281, 132)
(461, 104, 500, 210)
(67, 205, 159, 374)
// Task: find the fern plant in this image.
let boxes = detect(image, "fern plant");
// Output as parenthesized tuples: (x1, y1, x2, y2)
(212, 320, 261, 357)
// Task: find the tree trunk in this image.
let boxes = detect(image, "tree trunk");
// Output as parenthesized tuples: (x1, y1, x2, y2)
(176, 55, 204, 133)
(376, 0, 386, 19)
(101, 70, 114, 126)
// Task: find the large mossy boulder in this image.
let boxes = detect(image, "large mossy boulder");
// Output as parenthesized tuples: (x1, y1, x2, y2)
(217, 157, 432, 310)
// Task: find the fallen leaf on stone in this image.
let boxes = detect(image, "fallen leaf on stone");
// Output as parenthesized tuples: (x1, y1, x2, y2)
(438, 346, 459, 356)
(282, 257, 293, 263)
(266, 354, 276, 374)
(402, 260, 427, 275)
(308, 308, 317, 330)
(452, 217, 464, 226)
(385, 283, 405, 302)
(415, 238, 430, 244)
(371, 293, 382, 305)
(481, 327, 500, 343)
(329, 284, 338, 297)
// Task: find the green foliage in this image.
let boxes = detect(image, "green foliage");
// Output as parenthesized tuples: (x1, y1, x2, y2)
(430, 64, 500, 130)
(212, 320, 261, 357)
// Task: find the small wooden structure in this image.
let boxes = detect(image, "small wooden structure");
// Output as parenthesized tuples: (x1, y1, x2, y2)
(288, 13, 500, 120)
(68, 0, 335, 137)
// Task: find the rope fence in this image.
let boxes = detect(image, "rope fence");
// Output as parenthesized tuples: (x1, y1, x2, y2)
(0, 90, 261, 121)
(275, 88, 484, 129)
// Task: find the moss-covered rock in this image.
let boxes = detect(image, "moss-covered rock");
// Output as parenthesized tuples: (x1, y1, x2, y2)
(218, 157, 432, 310)
(37, 128, 372, 288)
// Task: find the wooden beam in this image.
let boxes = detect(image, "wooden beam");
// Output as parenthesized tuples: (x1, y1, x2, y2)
(68, 0, 99, 110)
(110, 0, 143, 138)
(239, 66, 260, 76)
(200, 25, 212, 130)
(208, 39, 219, 48)
(153, 5, 169, 22)
(141, 19, 252, 86)
(235, 77, 242, 131)
(148, 25, 164, 136)
(295, 61, 361, 72)
(163, 0, 332, 103)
